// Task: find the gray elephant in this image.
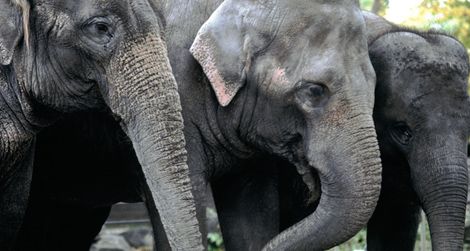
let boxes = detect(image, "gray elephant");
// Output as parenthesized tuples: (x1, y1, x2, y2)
(0, 0, 203, 250)
(18, 0, 381, 250)
(186, 1, 381, 249)
(217, 11, 470, 251)
(364, 12, 470, 251)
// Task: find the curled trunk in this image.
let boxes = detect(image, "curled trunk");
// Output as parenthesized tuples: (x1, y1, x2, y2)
(263, 114, 382, 251)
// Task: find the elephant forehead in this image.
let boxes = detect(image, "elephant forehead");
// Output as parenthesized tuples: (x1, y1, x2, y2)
(36, 6, 72, 28)
(376, 32, 468, 72)
(372, 32, 469, 100)
(34, 0, 127, 19)
(257, 66, 292, 97)
(283, 4, 364, 38)
(242, 0, 365, 48)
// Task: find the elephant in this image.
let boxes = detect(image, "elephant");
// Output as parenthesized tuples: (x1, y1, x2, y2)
(17, 0, 382, 250)
(214, 11, 470, 251)
(0, 0, 203, 250)
(184, 1, 381, 249)
(364, 12, 470, 251)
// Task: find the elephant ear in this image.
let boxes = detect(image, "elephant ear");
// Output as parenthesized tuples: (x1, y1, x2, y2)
(0, 0, 29, 65)
(190, 0, 253, 107)
(362, 11, 394, 45)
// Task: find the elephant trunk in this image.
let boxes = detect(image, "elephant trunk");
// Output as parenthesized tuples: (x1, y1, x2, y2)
(104, 34, 203, 250)
(410, 135, 468, 251)
(263, 114, 382, 251)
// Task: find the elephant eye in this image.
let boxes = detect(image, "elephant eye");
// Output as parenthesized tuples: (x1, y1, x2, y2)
(391, 122, 412, 145)
(295, 82, 329, 109)
(307, 85, 325, 98)
(83, 17, 115, 44)
(94, 23, 110, 35)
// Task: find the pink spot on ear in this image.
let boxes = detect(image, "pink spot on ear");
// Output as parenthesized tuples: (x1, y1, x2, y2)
(211, 78, 233, 107)
(272, 67, 288, 84)
(190, 34, 238, 107)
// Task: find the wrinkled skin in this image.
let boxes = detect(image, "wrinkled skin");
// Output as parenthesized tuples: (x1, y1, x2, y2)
(0, 0, 203, 250)
(220, 13, 470, 251)
(365, 14, 470, 251)
(187, 1, 381, 250)
(19, 0, 381, 250)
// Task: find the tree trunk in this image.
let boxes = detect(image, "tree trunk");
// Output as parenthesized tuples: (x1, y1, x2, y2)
(371, 0, 383, 14)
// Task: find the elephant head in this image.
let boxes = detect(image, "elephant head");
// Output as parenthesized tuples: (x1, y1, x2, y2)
(369, 28, 470, 250)
(0, 0, 202, 249)
(190, 0, 382, 249)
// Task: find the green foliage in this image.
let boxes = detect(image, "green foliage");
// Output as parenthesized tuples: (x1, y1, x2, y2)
(208, 232, 224, 251)
(366, 0, 470, 89)
(418, 0, 470, 88)
(360, 0, 390, 15)
(327, 229, 367, 251)
(327, 211, 470, 251)
(400, 0, 470, 88)
(360, 0, 374, 10)
(416, 0, 470, 49)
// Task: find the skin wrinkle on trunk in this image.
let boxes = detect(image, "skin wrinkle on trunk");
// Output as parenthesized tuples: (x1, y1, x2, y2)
(361, 12, 470, 250)
(106, 33, 203, 251)
(211, 12, 470, 250)
(0, 1, 203, 250)
(421, 171, 467, 250)
(263, 116, 381, 251)
(411, 146, 468, 251)
(158, 1, 382, 250)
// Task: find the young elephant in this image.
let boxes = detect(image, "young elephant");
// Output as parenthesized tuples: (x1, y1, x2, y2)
(273, 13, 470, 251)
(0, 0, 202, 250)
(19, 0, 381, 250)
(364, 13, 470, 251)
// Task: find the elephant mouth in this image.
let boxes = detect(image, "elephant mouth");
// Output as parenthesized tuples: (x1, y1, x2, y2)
(296, 162, 321, 204)
(284, 138, 322, 204)
(294, 157, 321, 204)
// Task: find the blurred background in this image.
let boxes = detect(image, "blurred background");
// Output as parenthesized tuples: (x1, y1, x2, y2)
(361, 0, 469, 53)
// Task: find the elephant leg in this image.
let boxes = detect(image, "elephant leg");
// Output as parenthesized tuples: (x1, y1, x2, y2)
(0, 166, 33, 250)
(212, 163, 280, 251)
(0, 143, 34, 250)
(58, 205, 111, 249)
(50, 204, 111, 250)
(367, 167, 421, 251)
(16, 198, 111, 251)
(367, 197, 420, 251)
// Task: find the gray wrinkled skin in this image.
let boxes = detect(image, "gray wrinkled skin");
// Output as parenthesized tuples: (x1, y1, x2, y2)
(219, 12, 470, 251)
(366, 13, 470, 251)
(183, 0, 380, 250)
(19, 1, 380, 250)
(0, 1, 202, 250)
